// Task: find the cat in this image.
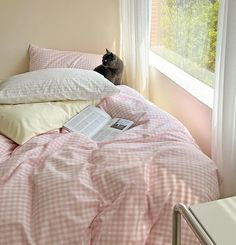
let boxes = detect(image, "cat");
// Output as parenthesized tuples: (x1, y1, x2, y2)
(94, 49, 124, 85)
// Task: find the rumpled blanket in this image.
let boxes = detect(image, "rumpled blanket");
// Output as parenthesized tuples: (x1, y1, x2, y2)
(0, 85, 220, 245)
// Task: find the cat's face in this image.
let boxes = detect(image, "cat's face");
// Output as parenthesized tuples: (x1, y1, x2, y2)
(102, 49, 117, 68)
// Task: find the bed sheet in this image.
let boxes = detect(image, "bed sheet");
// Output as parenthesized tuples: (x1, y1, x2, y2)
(0, 85, 220, 245)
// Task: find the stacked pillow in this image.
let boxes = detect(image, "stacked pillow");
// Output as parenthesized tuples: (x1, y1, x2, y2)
(0, 46, 119, 144)
(0, 68, 119, 104)
(0, 100, 99, 145)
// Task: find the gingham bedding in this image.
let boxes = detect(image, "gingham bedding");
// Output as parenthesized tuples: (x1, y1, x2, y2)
(0, 85, 220, 245)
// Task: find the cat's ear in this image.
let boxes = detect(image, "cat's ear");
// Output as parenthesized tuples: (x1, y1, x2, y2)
(106, 48, 111, 54)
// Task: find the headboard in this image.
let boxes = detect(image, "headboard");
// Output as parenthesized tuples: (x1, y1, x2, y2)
(0, 0, 120, 80)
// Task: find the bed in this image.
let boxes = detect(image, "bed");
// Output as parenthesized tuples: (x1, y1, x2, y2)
(0, 46, 220, 245)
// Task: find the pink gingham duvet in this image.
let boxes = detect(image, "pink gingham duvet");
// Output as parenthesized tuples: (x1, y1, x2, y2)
(0, 86, 220, 245)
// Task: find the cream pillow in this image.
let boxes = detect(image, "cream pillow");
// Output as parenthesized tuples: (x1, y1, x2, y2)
(0, 68, 119, 104)
(0, 100, 99, 145)
(29, 44, 102, 71)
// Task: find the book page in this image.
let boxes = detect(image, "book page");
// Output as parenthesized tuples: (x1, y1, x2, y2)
(63, 105, 111, 138)
(92, 118, 134, 141)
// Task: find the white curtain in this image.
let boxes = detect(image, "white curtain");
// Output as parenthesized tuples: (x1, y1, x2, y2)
(212, 0, 236, 197)
(119, 0, 150, 99)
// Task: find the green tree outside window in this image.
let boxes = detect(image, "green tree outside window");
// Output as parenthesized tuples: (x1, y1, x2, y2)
(152, 0, 219, 87)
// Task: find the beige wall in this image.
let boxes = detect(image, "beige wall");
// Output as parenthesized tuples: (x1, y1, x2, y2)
(149, 67, 212, 157)
(0, 0, 119, 80)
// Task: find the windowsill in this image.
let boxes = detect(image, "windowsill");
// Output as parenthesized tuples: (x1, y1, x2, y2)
(149, 50, 214, 109)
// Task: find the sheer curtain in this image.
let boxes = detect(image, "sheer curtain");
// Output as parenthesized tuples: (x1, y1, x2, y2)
(119, 0, 150, 99)
(212, 0, 236, 197)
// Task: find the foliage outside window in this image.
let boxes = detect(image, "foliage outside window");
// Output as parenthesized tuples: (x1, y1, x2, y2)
(151, 0, 219, 87)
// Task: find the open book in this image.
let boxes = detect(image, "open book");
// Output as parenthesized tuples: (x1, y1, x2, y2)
(63, 105, 134, 141)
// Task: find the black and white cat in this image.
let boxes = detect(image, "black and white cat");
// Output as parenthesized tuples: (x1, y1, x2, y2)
(94, 49, 124, 85)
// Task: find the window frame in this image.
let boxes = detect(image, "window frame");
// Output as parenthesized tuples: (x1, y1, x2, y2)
(149, 50, 214, 108)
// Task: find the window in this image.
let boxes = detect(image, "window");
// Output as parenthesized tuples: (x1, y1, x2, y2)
(150, 0, 219, 106)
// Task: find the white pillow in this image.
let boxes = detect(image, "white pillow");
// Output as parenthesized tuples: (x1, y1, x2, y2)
(0, 68, 119, 104)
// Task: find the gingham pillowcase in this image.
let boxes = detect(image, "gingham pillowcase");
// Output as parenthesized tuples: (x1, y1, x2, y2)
(0, 68, 120, 104)
(29, 44, 102, 71)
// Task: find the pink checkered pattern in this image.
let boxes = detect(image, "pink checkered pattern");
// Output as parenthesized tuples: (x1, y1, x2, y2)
(29, 44, 102, 71)
(0, 86, 220, 245)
